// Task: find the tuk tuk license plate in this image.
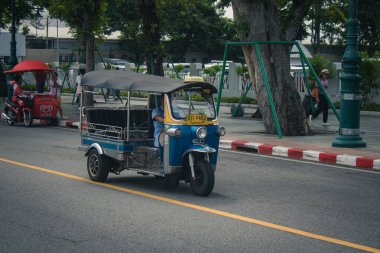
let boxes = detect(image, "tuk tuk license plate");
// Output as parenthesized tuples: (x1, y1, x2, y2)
(186, 114, 208, 125)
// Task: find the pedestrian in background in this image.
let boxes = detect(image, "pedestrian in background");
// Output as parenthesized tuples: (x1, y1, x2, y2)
(34, 71, 47, 93)
(49, 72, 66, 119)
(310, 69, 330, 126)
(76, 69, 85, 105)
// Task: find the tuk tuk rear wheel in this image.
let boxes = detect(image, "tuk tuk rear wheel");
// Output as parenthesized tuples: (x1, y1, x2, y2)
(87, 149, 110, 182)
(23, 111, 33, 127)
(190, 160, 214, 197)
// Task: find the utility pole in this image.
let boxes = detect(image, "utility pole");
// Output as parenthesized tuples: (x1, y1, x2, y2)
(332, 0, 366, 147)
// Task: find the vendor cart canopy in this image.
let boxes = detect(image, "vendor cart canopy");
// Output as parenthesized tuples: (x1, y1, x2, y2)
(4, 60, 53, 74)
(81, 70, 217, 94)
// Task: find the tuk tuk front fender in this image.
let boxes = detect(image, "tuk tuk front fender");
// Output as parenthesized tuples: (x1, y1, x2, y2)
(182, 144, 216, 157)
(85, 143, 104, 156)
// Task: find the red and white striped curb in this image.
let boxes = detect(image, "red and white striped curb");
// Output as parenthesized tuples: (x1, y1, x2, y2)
(220, 140, 380, 171)
(58, 119, 79, 128)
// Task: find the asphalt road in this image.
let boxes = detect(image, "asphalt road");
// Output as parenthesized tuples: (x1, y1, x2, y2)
(0, 122, 379, 253)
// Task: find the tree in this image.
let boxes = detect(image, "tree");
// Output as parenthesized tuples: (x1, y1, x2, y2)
(231, 0, 313, 136)
(308, 54, 335, 81)
(0, 0, 39, 30)
(106, 0, 238, 73)
(105, 0, 145, 63)
(358, 1, 380, 55)
(162, 1, 237, 62)
(307, 0, 348, 52)
(359, 52, 380, 105)
(48, 0, 108, 105)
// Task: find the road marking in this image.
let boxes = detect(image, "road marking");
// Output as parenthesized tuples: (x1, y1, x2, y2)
(221, 149, 380, 175)
(0, 156, 379, 253)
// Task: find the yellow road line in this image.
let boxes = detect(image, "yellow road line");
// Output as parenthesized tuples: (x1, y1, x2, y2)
(1, 156, 379, 253)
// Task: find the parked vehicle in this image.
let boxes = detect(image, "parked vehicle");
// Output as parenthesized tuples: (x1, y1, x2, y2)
(79, 70, 226, 196)
(2, 60, 59, 126)
(2, 93, 33, 127)
(101, 58, 133, 70)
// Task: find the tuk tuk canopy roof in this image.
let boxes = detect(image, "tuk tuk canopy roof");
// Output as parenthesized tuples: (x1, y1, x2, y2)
(4, 60, 53, 74)
(81, 70, 217, 94)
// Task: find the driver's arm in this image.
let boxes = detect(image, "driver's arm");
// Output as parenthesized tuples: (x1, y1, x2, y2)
(153, 114, 164, 123)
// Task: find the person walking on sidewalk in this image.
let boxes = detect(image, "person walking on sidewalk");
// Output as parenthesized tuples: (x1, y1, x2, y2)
(310, 69, 330, 126)
(76, 69, 85, 105)
(49, 72, 66, 119)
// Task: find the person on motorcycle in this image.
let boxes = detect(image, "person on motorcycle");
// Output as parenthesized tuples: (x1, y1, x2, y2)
(11, 75, 23, 103)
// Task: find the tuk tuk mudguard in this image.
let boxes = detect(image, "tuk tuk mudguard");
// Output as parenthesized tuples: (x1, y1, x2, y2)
(85, 143, 104, 156)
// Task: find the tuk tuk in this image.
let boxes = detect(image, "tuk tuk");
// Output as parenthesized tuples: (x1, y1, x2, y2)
(2, 60, 59, 126)
(79, 70, 226, 196)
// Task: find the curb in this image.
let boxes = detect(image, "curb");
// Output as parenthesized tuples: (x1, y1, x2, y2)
(220, 140, 380, 171)
(2, 114, 379, 171)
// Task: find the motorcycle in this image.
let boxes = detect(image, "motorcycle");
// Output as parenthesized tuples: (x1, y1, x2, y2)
(2, 94, 34, 127)
(1, 94, 33, 127)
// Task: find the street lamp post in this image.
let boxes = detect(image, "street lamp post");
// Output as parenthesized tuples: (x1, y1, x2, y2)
(7, 0, 18, 99)
(9, 0, 17, 67)
(332, 0, 366, 148)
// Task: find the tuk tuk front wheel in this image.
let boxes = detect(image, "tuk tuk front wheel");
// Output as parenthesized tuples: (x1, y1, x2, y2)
(190, 160, 214, 197)
(87, 149, 110, 182)
(23, 111, 33, 127)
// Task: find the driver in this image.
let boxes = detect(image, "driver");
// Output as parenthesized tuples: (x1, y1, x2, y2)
(11, 75, 23, 103)
(152, 95, 164, 147)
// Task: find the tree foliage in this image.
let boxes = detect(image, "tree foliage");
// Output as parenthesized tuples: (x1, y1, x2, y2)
(106, 0, 238, 68)
(308, 53, 335, 80)
(0, 0, 43, 31)
(47, 0, 108, 105)
(0, 0, 40, 30)
(306, 0, 348, 52)
(359, 51, 380, 104)
(358, 1, 380, 55)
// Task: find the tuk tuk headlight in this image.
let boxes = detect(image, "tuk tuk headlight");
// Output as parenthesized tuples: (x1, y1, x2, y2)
(216, 126, 226, 136)
(196, 127, 207, 139)
(166, 128, 182, 137)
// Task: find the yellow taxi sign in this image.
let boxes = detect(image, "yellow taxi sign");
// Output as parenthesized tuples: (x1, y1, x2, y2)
(184, 76, 205, 83)
(186, 114, 208, 125)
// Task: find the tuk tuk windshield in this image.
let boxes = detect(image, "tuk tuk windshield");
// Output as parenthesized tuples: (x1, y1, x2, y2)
(169, 89, 216, 120)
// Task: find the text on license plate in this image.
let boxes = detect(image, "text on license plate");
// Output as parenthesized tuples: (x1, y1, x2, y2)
(186, 114, 208, 124)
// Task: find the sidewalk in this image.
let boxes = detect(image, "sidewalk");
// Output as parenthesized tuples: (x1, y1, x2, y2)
(2, 93, 380, 170)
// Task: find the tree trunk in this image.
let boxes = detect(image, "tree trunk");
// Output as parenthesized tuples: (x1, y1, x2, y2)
(82, 9, 96, 106)
(139, 0, 164, 76)
(232, 0, 311, 136)
(312, 0, 322, 54)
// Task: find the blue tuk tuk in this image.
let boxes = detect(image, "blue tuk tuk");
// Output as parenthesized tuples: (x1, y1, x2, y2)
(79, 70, 225, 196)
